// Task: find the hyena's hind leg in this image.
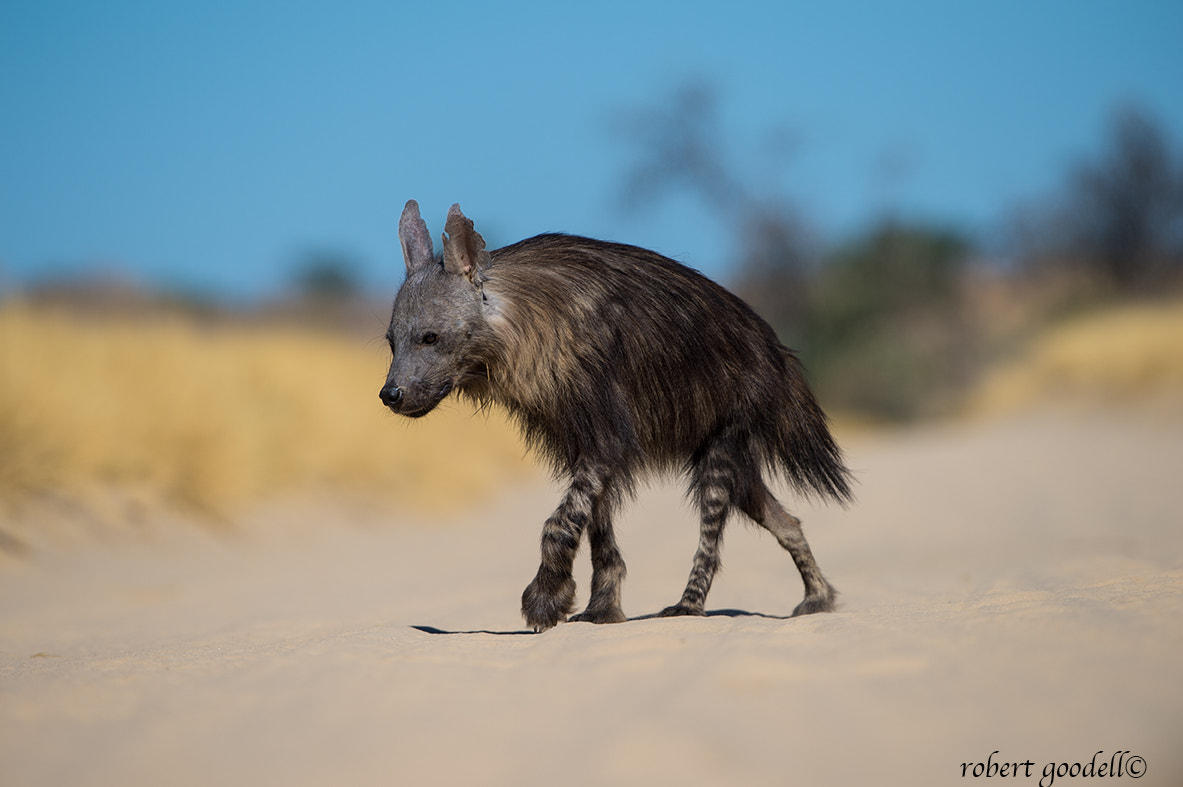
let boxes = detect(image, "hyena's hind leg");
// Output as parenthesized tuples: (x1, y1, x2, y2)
(658, 442, 741, 618)
(741, 484, 837, 616)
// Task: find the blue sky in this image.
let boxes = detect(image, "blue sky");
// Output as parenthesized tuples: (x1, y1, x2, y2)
(2, 0, 1181, 299)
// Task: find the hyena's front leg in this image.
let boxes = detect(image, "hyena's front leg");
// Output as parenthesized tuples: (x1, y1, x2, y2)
(521, 466, 606, 632)
(568, 483, 627, 624)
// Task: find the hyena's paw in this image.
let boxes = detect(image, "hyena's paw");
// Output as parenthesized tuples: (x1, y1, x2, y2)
(656, 603, 704, 618)
(568, 605, 627, 625)
(521, 570, 576, 632)
(791, 582, 838, 617)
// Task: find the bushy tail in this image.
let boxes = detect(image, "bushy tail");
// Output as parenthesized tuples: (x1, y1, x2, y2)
(775, 350, 854, 505)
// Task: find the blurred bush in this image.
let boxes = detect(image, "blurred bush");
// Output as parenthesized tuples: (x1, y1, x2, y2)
(786, 222, 973, 420)
(1009, 106, 1183, 292)
(618, 84, 1183, 422)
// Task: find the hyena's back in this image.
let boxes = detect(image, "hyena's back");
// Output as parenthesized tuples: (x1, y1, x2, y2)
(481, 233, 851, 503)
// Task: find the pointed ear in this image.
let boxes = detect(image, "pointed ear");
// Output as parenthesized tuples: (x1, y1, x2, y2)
(399, 199, 435, 276)
(441, 203, 491, 283)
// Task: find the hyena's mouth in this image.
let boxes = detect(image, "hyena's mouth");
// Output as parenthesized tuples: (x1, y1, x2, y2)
(400, 380, 454, 418)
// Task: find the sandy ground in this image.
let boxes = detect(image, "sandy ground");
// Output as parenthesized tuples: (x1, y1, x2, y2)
(2, 409, 1181, 786)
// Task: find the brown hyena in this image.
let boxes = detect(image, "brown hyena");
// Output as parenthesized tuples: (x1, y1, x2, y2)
(380, 200, 852, 631)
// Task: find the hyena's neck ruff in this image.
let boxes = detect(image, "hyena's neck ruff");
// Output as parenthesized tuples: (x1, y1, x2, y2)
(383, 200, 851, 632)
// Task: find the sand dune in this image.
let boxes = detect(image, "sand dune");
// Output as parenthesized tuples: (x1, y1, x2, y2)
(2, 409, 1181, 786)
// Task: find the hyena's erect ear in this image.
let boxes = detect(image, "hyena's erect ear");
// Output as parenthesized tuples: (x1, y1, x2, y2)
(441, 203, 492, 284)
(399, 199, 435, 276)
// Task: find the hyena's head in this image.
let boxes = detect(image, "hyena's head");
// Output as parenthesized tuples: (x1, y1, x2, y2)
(379, 200, 492, 418)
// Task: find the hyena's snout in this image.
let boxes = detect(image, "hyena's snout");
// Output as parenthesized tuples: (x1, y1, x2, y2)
(378, 377, 454, 418)
(378, 384, 404, 410)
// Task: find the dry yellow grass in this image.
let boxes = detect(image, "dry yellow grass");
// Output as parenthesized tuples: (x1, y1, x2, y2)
(967, 298, 1183, 416)
(0, 302, 534, 518)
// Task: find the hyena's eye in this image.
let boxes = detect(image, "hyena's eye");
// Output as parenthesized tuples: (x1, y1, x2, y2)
(421, 332, 438, 346)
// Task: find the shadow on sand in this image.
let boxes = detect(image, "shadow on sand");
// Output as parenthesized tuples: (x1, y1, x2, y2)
(411, 608, 789, 636)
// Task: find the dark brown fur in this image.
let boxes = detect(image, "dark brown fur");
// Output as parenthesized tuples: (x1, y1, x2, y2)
(381, 201, 852, 631)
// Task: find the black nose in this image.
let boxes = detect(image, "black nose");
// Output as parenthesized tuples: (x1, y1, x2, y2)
(379, 385, 403, 409)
